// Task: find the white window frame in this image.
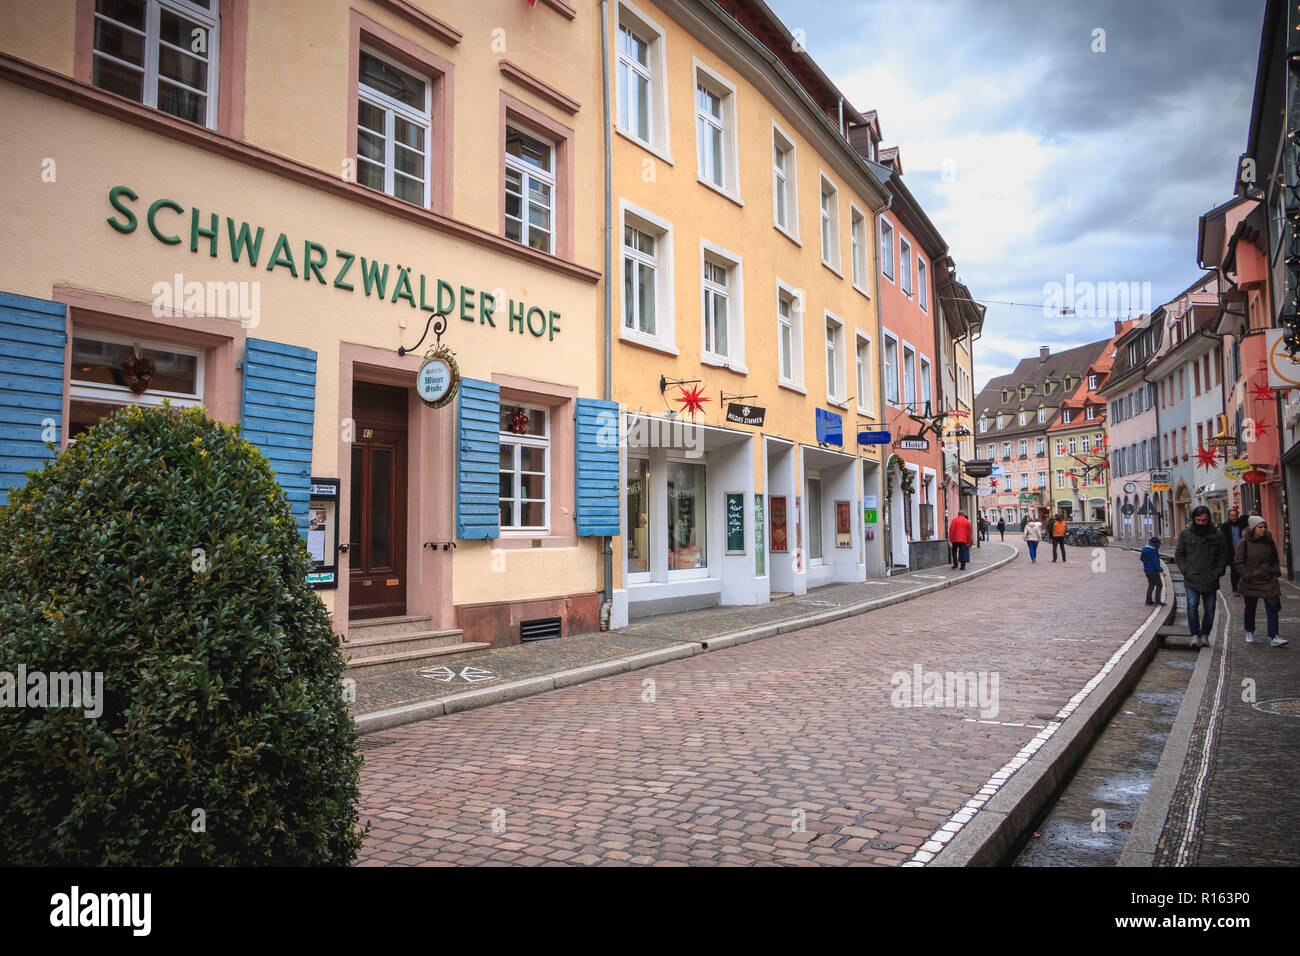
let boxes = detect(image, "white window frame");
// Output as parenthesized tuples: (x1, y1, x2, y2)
(70, 330, 205, 410)
(919, 355, 931, 411)
(1038, 406, 1046, 423)
(776, 279, 804, 391)
(1085, 405, 1096, 421)
(693, 60, 740, 201)
(883, 330, 900, 407)
(92, 0, 221, 130)
(855, 331, 873, 415)
(849, 204, 869, 294)
(619, 200, 676, 354)
(357, 44, 433, 208)
(1036, 436, 1046, 456)
(879, 216, 895, 282)
(666, 455, 709, 579)
(917, 256, 928, 311)
(899, 236, 913, 297)
(1088, 373, 1098, 390)
(498, 404, 551, 534)
(1019, 410, 1027, 426)
(901, 341, 916, 409)
(615, 2, 671, 161)
(771, 121, 799, 243)
(1018, 438, 1028, 457)
(700, 239, 745, 371)
(819, 173, 841, 273)
(985, 442, 995, 459)
(1001, 441, 1011, 459)
(1062, 409, 1072, 424)
(504, 125, 556, 254)
(825, 311, 846, 406)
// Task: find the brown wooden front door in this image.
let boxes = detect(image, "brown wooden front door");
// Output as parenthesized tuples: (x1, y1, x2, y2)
(348, 382, 408, 620)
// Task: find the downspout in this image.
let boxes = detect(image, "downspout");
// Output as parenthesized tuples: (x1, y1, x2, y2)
(600, 0, 615, 620)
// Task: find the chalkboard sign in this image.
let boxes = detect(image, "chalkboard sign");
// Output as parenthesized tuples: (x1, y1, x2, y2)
(726, 492, 745, 554)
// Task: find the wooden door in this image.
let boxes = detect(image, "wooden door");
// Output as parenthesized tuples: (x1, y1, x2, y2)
(348, 383, 408, 619)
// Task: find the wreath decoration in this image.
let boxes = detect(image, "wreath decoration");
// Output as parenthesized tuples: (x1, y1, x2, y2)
(884, 454, 915, 503)
(508, 407, 529, 434)
(119, 354, 157, 395)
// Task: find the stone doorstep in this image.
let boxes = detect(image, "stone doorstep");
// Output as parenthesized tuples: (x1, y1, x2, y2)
(347, 614, 435, 638)
(345, 642, 492, 676)
(343, 629, 466, 657)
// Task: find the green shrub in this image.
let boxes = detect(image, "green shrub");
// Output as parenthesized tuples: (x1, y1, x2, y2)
(0, 405, 364, 864)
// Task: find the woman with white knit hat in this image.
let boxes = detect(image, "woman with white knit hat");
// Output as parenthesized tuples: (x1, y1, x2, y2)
(1234, 515, 1289, 647)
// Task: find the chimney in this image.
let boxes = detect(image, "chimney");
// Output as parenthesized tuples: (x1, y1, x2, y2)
(1114, 319, 1123, 334)
(1039, 346, 1050, 363)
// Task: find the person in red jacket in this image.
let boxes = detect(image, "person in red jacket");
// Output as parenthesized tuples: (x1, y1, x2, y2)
(949, 513, 973, 570)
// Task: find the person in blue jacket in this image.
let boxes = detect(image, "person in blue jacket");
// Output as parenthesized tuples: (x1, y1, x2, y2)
(1141, 536, 1165, 606)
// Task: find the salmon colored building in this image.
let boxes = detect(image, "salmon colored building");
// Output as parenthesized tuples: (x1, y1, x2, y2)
(0, 0, 619, 666)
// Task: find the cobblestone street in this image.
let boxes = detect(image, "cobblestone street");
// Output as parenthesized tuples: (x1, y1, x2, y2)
(357, 548, 1155, 865)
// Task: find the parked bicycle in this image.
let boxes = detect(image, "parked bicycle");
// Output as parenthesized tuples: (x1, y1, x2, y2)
(1065, 525, 1110, 547)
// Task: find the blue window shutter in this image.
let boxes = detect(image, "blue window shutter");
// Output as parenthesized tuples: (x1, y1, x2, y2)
(457, 378, 500, 539)
(0, 293, 67, 507)
(574, 397, 620, 536)
(241, 338, 316, 536)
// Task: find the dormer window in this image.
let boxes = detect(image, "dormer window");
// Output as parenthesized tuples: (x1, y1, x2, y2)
(1085, 405, 1096, 421)
(1062, 409, 1072, 424)
(1088, 374, 1098, 390)
(1019, 410, 1027, 426)
(1001, 388, 1010, 403)
(1038, 406, 1046, 423)
(997, 414, 1004, 429)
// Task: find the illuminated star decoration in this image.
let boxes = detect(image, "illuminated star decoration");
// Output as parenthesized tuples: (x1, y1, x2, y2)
(906, 404, 949, 442)
(1194, 444, 1219, 470)
(1250, 381, 1276, 404)
(1253, 416, 1270, 438)
(674, 383, 710, 419)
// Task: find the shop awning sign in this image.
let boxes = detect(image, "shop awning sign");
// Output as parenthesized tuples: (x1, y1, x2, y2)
(725, 403, 766, 427)
(416, 350, 459, 408)
(858, 430, 891, 445)
(964, 460, 994, 478)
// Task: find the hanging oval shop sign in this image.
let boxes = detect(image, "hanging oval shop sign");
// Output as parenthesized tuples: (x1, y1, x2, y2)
(417, 349, 460, 408)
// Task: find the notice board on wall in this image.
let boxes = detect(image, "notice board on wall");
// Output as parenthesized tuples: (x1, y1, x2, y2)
(726, 492, 745, 554)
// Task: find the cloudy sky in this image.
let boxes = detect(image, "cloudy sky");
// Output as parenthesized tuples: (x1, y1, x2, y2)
(764, 0, 1267, 392)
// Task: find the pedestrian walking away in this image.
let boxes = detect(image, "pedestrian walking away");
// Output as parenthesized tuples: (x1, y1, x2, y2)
(1023, 517, 1043, 563)
(1050, 514, 1068, 562)
(1140, 536, 1165, 606)
(997, 518, 1005, 541)
(1235, 516, 1289, 647)
(949, 512, 973, 570)
(1174, 504, 1228, 648)
(1221, 506, 1247, 595)
(978, 516, 989, 542)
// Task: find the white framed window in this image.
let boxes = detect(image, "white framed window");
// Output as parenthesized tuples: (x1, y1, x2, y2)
(825, 313, 845, 404)
(771, 122, 798, 241)
(920, 356, 931, 411)
(1037, 470, 1046, 488)
(498, 405, 550, 532)
(806, 472, 824, 564)
(1056, 469, 1065, 489)
(985, 442, 995, 459)
(997, 414, 1004, 429)
(1019, 410, 1027, 426)
(694, 63, 738, 197)
(620, 201, 675, 352)
(855, 332, 873, 415)
(70, 332, 204, 441)
(850, 206, 868, 292)
(1018, 439, 1028, 457)
(625, 456, 650, 579)
(1055, 438, 1065, 455)
(1036, 436, 1046, 456)
(1062, 409, 1072, 424)
(616, 3, 670, 158)
(504, 125, 555, 253)
(1088, 373, 1098, 390)
(899, 237, 913, 296)
(1082, 435, 1091, 454)
(1020, 473, 1030, 492)
(979, 417, 988, 434)
(883, 332, 900, 406)
(700, 240, 744, 368)
(1085, 405, 1096, 421)
(902, 343, 916, 409)
(1038, 407, 1046, 423)
(1068, 437, 1077, 455)
(91, 0, 220, 128)
(1001, 441, 1011, 459)
(819, 174, 841, 271)
(357, 45, 432, 207)
(879, 216, 895, 281)
(667, 458, 707, 573)
(917, 257, 928, 311)
(776, 280, 803, 389)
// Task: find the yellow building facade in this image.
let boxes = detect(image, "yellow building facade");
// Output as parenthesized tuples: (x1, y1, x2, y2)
(600, 0, 891, 624)
(0, 0, 615, 655)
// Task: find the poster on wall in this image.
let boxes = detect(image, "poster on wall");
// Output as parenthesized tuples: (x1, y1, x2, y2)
(770, 496, 788, 552)
(835, 500, 852, 548)
(726, 493, 746, 554)
(754, 494, 765, 576)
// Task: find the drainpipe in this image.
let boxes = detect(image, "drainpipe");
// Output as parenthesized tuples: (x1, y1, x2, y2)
(600, 0, 615, 621)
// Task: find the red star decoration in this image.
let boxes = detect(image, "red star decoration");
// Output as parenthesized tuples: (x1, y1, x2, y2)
(1253, 417, 1270, 438)
(674, 383, 710, 419)
(1250, 381, 1276, 403)
(1194, 444, 1219, 469)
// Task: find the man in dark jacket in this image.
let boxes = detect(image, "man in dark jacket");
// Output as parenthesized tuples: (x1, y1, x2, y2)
(1174, 505, 1228, 648)
(1220, 506, 1247, 595)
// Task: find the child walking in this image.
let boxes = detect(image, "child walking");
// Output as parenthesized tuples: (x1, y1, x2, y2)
(1140, 536, 1165, 606)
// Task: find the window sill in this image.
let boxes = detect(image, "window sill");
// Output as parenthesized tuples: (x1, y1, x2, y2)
(881, 271, 895, 284)
(701, 354, 747, 375)
(778, 380, 807, 396)
(774, 223, 801, 247)
(826, 397, 850, 411)
(852, 281, 871, 300)
(615, 127, 673, 165)
(495, 532, 578, 549)
(821, 259, 844, 280)
(697, 176, 743, 207)
(619, 328, 679, 356)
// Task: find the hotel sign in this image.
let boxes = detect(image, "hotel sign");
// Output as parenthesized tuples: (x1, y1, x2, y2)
(896, 435, 930, 451)
(726, 403, 766, 427)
